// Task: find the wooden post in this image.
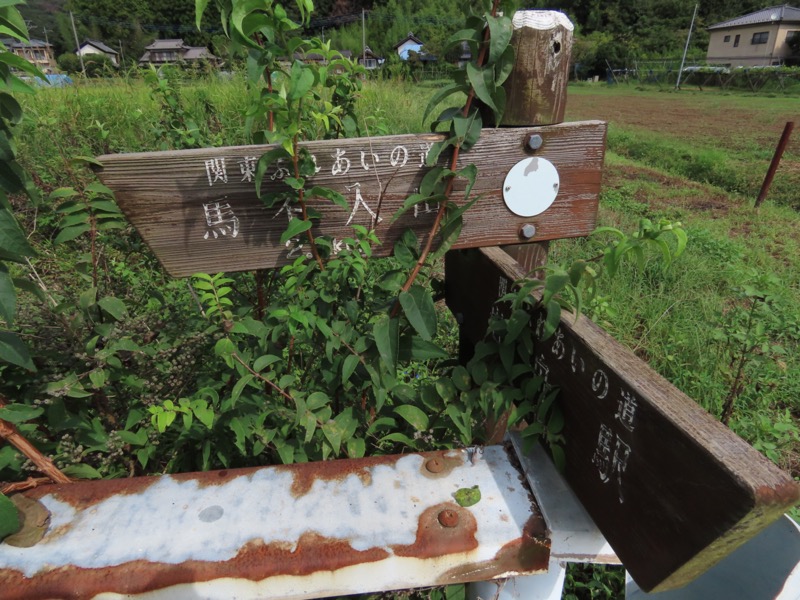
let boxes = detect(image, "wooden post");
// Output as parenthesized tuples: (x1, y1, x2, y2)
(498, 11, 575, 274)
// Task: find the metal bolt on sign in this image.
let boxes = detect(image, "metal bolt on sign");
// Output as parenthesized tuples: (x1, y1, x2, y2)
(520, 224, 537, 239)
(526, 134, 543, 151)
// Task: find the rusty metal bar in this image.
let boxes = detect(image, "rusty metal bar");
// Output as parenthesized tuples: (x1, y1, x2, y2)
(467, 434, 618, 600)
(0, 445, 550, 599)
(755, 121, 795, 208)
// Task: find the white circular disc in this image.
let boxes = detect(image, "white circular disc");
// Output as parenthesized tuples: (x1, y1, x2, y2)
(502, 157, 560, 217)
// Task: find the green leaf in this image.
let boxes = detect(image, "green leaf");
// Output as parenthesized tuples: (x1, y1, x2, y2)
(0, 331, 34, 370)
(195, 0, 211, 29)
(229, 417, 247, 454)
(97, 296, 127, 321)
(231, 373, 254, 407)
(342, 354, 359, 384)
(0, 208, 34, 261)
(0, 493, 20, 541)
(255, 147, 291, 197)
(62, 464, 102, 479)
(394, 404, 429, 431)
(542, 301, 562, 340)
(307, 391, 329, 411)
(373, 315, 399, 371)
(0, 5, 29, 41)
(466, 63, 499, 120)
(422, 82, 465, 125)
(399, 285, 437, 341)
(0, 91, 21, 124)
(118, 429, 147, 446)
(322, 420, 343, 455)
(452, 365, 471, 392)
(85, 182, 114, 196)
(307, 186, 348, 211)
(0, 267, 15, 324)
(288, 61, 315, 100)
(408, 337, 448, 361)
(54, 224, 90, 244)
(453, 485, 481, 507)
(0, 403, 42, 423)
(279, 217, 312, 245)
(486, 14, 513, 66)
(253, 354, 281, 371)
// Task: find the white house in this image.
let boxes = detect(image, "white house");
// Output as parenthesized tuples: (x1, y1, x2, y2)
(392, 32, 424, 60)
(77, 40, 119, 67)
(706, 5, 800, 66)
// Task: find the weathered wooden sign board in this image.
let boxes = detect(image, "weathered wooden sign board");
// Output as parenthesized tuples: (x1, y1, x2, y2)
(94, 121, 606, 277)
(445, 246, 800, 593)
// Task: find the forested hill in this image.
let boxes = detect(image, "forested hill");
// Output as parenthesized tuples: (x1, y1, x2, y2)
(20, 0, 773, 67)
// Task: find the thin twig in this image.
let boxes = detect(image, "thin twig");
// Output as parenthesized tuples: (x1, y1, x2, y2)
(0, 395, 71, 485)
(393, 1, 499, 312)
(231, 352, 294, 404)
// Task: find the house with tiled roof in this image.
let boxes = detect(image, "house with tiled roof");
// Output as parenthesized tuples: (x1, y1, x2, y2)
(1, 37, 56, 73)
(392, 32, 424, 60)
(77, 40, 119, 67)
(706, 5, 800, 66)
(138, 39, 219, 67)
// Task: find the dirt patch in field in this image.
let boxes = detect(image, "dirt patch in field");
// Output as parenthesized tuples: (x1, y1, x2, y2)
(603, 164, 732, 216)
(566, 91, 799, 155)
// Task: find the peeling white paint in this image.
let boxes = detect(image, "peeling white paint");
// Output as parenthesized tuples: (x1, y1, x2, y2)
(513, 10, 574, 32)
(0, 447, 536, 582)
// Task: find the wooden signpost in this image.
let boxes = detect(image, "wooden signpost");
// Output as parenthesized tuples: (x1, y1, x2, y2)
(445, 247, 800, 592)
(7, 9, 794, 598)
(95, 123, 605, 277)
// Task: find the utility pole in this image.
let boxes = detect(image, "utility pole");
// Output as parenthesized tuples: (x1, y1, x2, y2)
(119, 39, 125, 67)
(362, 9, 366, 67)
(42, 26, 52, 72)
(70, 11, 86, 76)
(675, 3, 698, 90)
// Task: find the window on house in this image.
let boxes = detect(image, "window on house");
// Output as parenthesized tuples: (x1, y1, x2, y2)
(751, 32, 768, 44)
(734, 34, 740, 47)
(724, 35, 731, 42)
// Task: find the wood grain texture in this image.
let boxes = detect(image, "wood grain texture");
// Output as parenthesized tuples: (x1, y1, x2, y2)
(445, 247, 800, 593)
(501, 11, 573, 126)
(95, 122, 606, 276)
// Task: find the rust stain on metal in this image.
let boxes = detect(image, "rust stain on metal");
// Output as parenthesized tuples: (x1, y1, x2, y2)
(425, 458, 445, 473)
(438, 514, 551, 584)
(0, 533, 391, 600)
(419, 451, 464, 479)
(21, 466, 276, 511)
(393, 502, 478, 559)
(438, 509, 459, 528)
(23, 476, 160, 511)
(283, 454, 402, 498)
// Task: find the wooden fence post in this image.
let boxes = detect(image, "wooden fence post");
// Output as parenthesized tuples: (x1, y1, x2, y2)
(497, 11, 575, 273)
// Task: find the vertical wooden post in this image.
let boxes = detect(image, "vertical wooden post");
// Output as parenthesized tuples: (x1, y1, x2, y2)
(498, 11, 574, 274)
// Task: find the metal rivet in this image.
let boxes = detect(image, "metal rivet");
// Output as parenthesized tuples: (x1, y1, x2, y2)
(425, 458, 444, 473)
(520, 223, 536, 239)
(438, 509, 459, 528)
(526, 134, 543, 151)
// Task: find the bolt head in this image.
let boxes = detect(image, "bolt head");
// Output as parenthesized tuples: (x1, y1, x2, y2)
(526, 134, 543, 151)
(438, 509, 459, 528)
(425, 458, 444, 473)
(520, 223, 536, 239)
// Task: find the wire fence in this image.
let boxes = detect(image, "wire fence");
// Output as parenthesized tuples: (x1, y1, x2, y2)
(580, 61, 800, 93)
